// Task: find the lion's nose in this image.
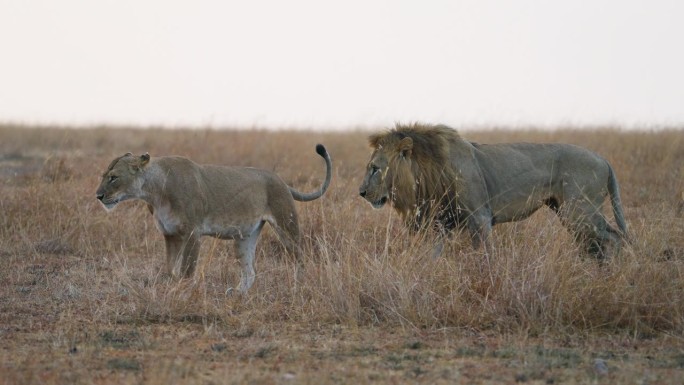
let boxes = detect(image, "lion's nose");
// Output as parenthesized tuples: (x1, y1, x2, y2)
(359, 190, 366, 198)
(96, 193, 104, 201)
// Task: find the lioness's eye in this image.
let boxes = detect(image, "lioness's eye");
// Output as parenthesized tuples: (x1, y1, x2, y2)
(370, 165, 379, 174)
(109, 175, 118, 183)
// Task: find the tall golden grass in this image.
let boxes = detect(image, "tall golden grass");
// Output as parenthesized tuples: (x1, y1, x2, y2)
(1, 125, 683, 383)
(2, 125, 682, 331)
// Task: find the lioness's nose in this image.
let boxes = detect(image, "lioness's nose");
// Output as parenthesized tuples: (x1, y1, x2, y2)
(96, 193, 104, 201)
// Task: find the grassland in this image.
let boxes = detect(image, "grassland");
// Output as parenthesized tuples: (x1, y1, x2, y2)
(1, 125, 683, 384)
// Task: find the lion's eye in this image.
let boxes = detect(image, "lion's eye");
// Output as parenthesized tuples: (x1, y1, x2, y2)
(109, 175, 118, 183)
(370, 165, 379, 175)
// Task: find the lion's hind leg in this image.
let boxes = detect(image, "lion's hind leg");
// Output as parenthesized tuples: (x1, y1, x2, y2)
(591, 221, 623, 261)
(557, 198, 620, 261)
(577, 221, 621, 262)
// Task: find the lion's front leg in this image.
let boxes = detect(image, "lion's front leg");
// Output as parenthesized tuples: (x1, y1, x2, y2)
(467, 213, 495, 283)
(468, 214, 493, 255)
(429, 221, 452, 258)
(430, 240, 445, 258)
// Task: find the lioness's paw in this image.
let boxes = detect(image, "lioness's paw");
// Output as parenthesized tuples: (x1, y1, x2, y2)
(226, 287, 249, 298)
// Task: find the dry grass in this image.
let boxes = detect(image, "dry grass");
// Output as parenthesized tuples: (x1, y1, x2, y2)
(1, 124, 683, 384)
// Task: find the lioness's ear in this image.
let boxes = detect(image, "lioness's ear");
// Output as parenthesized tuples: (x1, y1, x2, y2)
(140, 153, 150, 167)
(398, 137, 413, 158)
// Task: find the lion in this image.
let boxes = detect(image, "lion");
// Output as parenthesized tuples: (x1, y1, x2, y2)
(96, 144, 332, 293)
(359, 123, 628, 259)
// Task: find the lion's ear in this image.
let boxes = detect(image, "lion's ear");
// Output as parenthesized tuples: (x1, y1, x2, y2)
(140, 153, 150, 167)
(399, 137, 413, 158)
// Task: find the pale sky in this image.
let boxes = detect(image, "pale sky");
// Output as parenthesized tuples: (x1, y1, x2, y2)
(1, 0, 683, 129)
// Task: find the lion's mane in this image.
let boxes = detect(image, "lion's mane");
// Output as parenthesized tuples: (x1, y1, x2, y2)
(369, 123, 464, 230)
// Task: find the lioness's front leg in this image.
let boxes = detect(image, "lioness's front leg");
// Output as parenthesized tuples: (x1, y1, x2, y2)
(164, 233, 200, 278)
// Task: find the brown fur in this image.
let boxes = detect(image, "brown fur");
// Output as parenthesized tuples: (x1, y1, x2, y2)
(96, 145, 332, 293)
(359, 123, 628, 259)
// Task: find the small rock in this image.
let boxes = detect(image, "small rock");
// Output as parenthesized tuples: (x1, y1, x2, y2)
(283, 372, 296, 381)
(593, 358, 608, 376)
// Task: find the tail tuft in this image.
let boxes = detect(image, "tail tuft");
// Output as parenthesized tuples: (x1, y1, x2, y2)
(315, 144, 327, 157)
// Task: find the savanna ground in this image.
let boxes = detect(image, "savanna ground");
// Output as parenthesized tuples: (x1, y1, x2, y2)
(1, 125, 683, 384)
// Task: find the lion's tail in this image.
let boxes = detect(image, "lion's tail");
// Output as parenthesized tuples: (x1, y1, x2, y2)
(289, 144, 332, 202)
(607, 163, 628, 238)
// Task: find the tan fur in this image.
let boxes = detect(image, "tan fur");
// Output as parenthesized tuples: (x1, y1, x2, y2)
(96, 145, 332, 293)
(359, 123, 628, 259)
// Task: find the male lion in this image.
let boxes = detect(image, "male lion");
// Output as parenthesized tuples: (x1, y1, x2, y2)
(96, 144, 332, 293)
(359, 123, 628, 259)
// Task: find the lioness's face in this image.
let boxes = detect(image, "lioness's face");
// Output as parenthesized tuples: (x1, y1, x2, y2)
(96, 153, 149, 211)
(359, 150, 391, 208)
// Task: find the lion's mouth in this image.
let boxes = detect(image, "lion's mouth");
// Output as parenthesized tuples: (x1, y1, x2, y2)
(370, 196, 388, 209)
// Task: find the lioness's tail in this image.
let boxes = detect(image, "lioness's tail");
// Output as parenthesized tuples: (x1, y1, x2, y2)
(289, 144, 332, 202)
(607, 163, 628, 237)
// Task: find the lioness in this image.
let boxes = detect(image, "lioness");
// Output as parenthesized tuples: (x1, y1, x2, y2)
(359, 123, 628, 259)
(96, 144, 332, 293)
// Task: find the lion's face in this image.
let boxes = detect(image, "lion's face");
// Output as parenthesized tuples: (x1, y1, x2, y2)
(359, 149, 391, 208)
(96, 153, 150, 211)
(359, 137, 414, 210)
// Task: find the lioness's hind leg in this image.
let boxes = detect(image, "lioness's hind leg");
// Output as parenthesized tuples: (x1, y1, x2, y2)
(268, 201, 302, 261)
(233, 221, 265, 294)
(271, 224, 302, 262)
(265, 207, 306, 293)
